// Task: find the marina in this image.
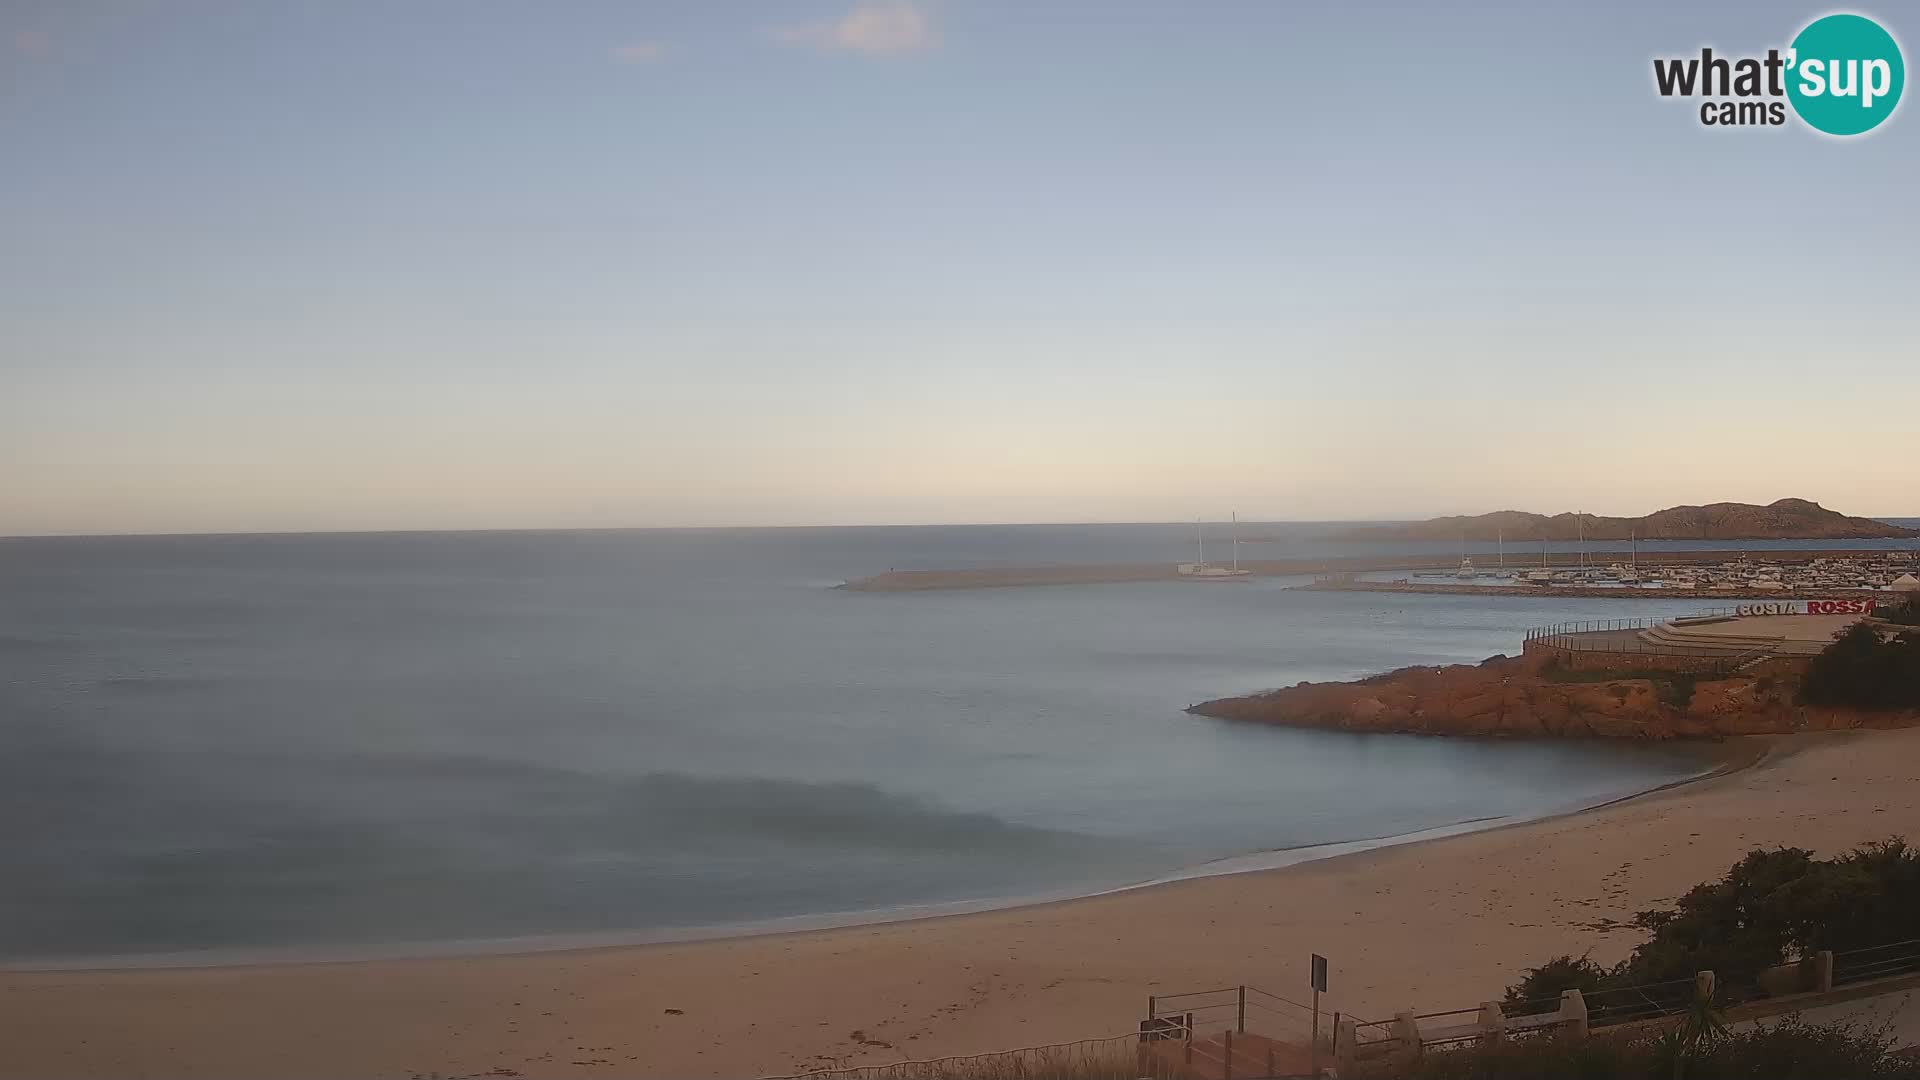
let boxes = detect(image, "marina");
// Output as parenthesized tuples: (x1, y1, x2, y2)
(1380, 550, 1920, 596)
(846, 548, 1920, 595)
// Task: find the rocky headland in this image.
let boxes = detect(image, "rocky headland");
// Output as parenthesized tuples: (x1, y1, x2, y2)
(1330, 498, 1916, 542)
(1188, 653, 1918, 740)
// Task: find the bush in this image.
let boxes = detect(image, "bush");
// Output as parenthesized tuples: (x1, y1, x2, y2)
(1354, 1016, 1920, 1080)
(1504, 954, 1613, 1011)
(1800, 624, 1920, 708)
(1655, 674, 1698, 708)
(1537, 666, 1699, 707)
(1505, 840, 1920, 1002)
(1682, 1015, 1915, 1079)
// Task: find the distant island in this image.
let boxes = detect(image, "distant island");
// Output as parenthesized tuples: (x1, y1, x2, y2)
(1333, 498, 1916, 542)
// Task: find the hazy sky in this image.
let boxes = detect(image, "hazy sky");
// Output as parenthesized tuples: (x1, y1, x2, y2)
(4, 1, 1916, 535)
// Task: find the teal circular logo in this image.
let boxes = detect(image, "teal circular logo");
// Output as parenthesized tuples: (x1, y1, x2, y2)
(1786, 14, 1905, 135)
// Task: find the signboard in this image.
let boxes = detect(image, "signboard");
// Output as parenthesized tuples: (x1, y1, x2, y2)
(1808, 599, 1878, 615)
(1139, 1015, 1190, 1042)
(1311, 953, 1328, 993)
(1735, 599, 1877, 617)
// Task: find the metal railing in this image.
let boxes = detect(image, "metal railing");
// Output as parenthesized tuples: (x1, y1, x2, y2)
(773, 933, 1920, 1080)
(1498, 992, 1567, 1020)
(756, 1031, 1144, 1080)
(1527, 617, 1675, 639)
(1581, 976, 1701, 1027)
(1149, 985, 1250, 1034)
(1346, 1016, 1408, 1057)
(1833, 938, 1920, 986)
(1146, 985, 1320, 1040)
(1145, 984, 1330, 1078)
(1407, 1005, 1487, 1049)
(1524, 615, 1777, 674)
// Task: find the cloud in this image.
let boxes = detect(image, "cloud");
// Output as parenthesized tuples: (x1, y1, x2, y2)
(770, 0, 929, 56)
(12, 29, 50, 55)
(610, 40, 666, 64)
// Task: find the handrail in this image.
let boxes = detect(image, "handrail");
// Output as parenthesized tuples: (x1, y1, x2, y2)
(1413, 1006, 1481, 1021)
(755, 1031, 1139, 1080)
(1834, 950, 1920, 983)
(1833, 937, 1920, 957)
(1585, 975, 1698, 995)
(1582, 977, 1701, 1028)
(1236, 999, 1313, 1022)
(1153, 985, 1242, 1002)
(1148, 1001, 1232, 1019)
(1838, 956, 1920, 975)
(1245, 985, 1315, 1012)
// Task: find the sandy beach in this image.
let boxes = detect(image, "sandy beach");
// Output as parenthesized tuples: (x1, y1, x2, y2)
(5, 727, 1918, 1079)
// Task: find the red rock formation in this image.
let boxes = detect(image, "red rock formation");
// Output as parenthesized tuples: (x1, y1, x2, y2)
(1189, 654, 1918, 739)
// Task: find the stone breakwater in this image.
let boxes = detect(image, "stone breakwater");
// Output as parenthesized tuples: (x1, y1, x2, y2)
(1188, 653, 1918, 740)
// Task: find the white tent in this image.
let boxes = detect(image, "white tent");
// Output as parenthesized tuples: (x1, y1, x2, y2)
(1892, 573, 1920, 593)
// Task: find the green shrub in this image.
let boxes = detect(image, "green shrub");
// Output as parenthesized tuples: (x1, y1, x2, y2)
(1800, 624, 1920, 708)
(1655, 674, 1698, 708)
(1503, 954, 1613, 1011)
(1354, 1016, 1920, 1080)
(1506, 840, 1920, 1003)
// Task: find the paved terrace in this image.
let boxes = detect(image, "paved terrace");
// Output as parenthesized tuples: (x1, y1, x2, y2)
(1641, 613, 1866, 656)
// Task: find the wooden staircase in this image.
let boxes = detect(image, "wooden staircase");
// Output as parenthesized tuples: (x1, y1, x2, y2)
(1142, 1029, 1318, 1079)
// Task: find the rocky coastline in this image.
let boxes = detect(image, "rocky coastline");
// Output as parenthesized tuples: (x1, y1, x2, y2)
(1187, 653, 1917, 740)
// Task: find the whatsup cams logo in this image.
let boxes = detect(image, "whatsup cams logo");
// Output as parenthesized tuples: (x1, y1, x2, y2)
(1653, 12, 1905, 135)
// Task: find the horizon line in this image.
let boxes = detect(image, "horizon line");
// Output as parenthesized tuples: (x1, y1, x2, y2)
(4, 512, 1918, 543)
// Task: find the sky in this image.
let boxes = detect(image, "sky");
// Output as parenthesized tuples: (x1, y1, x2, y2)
(3, 0, 1917, 535)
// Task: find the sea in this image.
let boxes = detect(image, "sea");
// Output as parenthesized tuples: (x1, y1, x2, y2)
(3, 523, 1917, 967)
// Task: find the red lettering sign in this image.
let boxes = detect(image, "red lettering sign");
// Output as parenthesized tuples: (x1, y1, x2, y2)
(1806, 599, 1877, 615)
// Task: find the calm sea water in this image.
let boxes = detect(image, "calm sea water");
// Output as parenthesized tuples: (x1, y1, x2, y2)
(3, 523, 1915, 965)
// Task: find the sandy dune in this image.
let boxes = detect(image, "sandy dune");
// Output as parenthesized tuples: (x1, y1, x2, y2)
(4, 729, 1918, 1079)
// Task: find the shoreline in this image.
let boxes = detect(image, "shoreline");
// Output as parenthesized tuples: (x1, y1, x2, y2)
(1, 740, 1759, 977)
(5, 728, 1912, 1079)
(1298, 579, 1896, 601)
(842, 548, 1916, 592)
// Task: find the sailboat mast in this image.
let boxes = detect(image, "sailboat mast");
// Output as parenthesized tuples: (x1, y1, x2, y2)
(1231, 512, 1239, 572)
(1197, 516, 1205, 567)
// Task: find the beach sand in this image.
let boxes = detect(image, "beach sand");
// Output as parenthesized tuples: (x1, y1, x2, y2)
(5, 728, 1918, 1079)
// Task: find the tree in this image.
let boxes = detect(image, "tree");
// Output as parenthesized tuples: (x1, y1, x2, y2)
(1799, 624, 1920, 708)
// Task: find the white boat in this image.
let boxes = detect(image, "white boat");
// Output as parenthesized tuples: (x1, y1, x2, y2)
(1489, 530, 1514, 578)
(1524, 537, 1553, 584)
(1456, 557, 1476, 580)
(1177, 514, 1251, 580)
